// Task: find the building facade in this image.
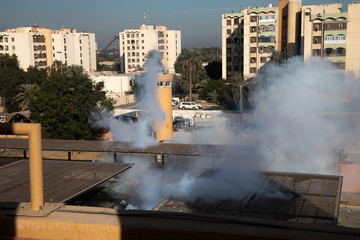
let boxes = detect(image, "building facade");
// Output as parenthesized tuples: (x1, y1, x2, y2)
(222, 0, 360, 80)
(0, 26, 97, 72)
(119, 24, 181, 74)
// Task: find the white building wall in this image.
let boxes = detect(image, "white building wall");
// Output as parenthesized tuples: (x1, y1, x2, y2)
(1, 27, 97, 72)
(0, 32, 34, 70)
(166, 30, 181, 73)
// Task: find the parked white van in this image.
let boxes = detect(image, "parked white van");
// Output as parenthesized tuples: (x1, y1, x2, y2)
(178, 102, 202, 110)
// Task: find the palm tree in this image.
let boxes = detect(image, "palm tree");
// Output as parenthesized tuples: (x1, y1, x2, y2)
(271, 50, 283, 64)
(13, 84, 38, 110)
(179, 49, 202, 101)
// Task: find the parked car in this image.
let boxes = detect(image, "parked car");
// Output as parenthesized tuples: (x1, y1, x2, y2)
(71, 186, 130, 210)
(178, 102, 202, 110)
(172, 99, 178, 106)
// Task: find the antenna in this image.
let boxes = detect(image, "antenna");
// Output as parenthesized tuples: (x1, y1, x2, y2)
(240, 4, 242, 12)
(144, 11, 146, 25)
(147, 14, 150, 24)
(264, 1, 267, 7)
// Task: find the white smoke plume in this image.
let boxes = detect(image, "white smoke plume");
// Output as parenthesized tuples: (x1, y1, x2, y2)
(99, 57, 359, 210)
(94, 50, 165, 148)
(252, 58, 359, 174)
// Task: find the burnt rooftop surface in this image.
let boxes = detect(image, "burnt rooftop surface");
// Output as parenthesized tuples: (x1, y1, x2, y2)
(153, 170, 343, 226)
(0, 160, 133, 203)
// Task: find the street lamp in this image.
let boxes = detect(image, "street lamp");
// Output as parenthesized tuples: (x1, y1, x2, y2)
(225, 82, 249, 114)
(225, 82, 249, 137)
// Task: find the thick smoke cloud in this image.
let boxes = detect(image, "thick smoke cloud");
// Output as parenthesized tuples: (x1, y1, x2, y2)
(94, 51, 165, 148)
(100, 57, 359, 210)
(253, 58, 359, 174)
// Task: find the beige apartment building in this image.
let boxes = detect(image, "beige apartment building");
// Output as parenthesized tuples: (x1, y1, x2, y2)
(222, 0, 360, 80)
(0, 26, 97, 72)
(119, 24, 181, 73)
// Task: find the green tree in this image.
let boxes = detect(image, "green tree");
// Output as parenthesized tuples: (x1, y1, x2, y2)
(175, 49, 203, 101)
(0, 54, 27, 112)
(13, 84, 39, 111)
(271, 50, 283, 64)
(29, 63, 113, 140)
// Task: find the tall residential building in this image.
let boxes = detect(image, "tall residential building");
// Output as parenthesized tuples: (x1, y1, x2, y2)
(0, 26, 97, 72)
(222, 0, 360, 80)
(119, 24, 181, 73)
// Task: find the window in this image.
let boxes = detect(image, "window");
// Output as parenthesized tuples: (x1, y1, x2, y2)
(11, 38, 14, 42)
(227, 48, 231, 53)
(325, 35, 334, 41)
(337, 34, 346, 41)
(325, 48, 333, 56)
(157, 81, 164, 87)
(336, 48, 345, 56)
(250, 16, 257, 22)
(250, 47, 257, 53)
(250, 57, 256, 63)
(227, 20, 231, 26)
(234, 65, 239, 71)
(12, 46, 15, 50)
(250, 67, 257, 73)
(312, 49, 321, 57)
(165, 81, 171, 87)
(227, 66, 232, 71)
(127, 40, 130, 44)
(250, 26, 257, 33)
(260, 57, 267, 63)
(226, 38, 231, 44)
(283, 15, 287, 20)
(313, 23, 322, 31)
(267, 25, 275, 32)
(4, 46, 8, 51)
(250, 37, 257, 43)
(313, 36, 321, 44)
(227, 29, 232, 35)
(234, 18, 239, 25)
(227, 57, 231, 63)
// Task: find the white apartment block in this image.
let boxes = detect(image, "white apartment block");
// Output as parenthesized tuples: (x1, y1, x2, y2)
(0, 26, 97, 72)
(119, 24, 181, 74)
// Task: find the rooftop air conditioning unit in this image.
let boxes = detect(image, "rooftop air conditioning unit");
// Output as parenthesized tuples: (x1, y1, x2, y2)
(317, 13, 323, 17)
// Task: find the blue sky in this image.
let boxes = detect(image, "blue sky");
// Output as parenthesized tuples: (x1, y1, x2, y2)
(1, 0, 353, 49)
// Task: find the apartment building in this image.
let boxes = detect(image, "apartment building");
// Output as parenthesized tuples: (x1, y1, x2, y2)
(119, 24, 181, 73)
(0, 26, 97, 72)
(222, 5, 279, 79)
(222, 0, 360, 80)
